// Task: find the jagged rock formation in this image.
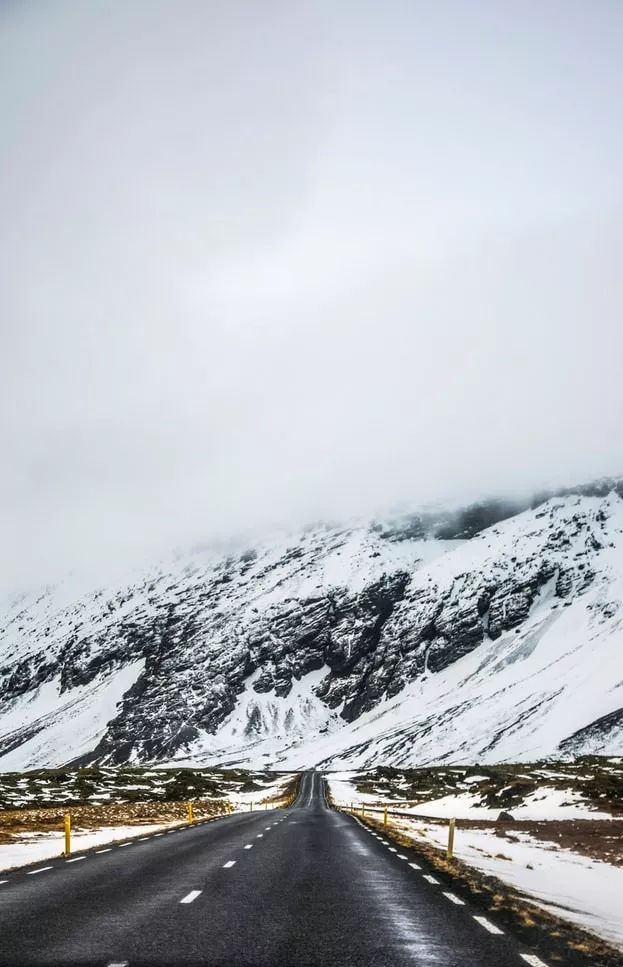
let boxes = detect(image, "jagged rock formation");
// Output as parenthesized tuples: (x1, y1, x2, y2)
(1, 478, 622, 769)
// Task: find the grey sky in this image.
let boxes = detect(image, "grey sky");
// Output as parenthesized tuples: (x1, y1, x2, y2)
(2, 0, 622, 590)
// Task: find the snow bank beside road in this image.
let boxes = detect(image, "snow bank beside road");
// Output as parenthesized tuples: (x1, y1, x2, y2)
(0, 823, 168, 872)
(394, 817, 623, 949)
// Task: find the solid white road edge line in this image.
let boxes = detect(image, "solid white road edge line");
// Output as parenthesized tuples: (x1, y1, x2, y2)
(443, 893, 465, 905)
(180, 890, 202, 904)
(473, 916, 504, 935)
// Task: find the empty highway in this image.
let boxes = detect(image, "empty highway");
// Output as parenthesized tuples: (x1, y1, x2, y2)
(0, 772, 549, 966)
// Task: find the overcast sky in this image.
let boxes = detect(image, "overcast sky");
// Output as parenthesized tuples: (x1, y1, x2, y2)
(2, 0, 622, 590)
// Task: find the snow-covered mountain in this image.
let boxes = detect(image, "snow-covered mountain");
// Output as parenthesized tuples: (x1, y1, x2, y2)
(1, 479, 622, 771)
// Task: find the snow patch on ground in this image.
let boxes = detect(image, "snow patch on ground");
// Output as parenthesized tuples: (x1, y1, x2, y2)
(395, 818, 623, 948)
(327, 775, 612, 820)
(0, 822, 167, 872)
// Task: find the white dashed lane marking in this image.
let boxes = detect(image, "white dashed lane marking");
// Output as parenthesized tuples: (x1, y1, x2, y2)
(473, 916, 504, 935)
(223, 861, 236, 869)
(26, 867, 53, 875)
(408, 862, 421, 870)
(387, 847, 397, 853)
(244, 845, 253, 849)
(137, 837, 150, 842)
(0, 880, 8, 884)
(65, 857, 85, 863)
(423, 875, 439, 884)
(95, 848, 112, 854)
(256, 834, 263, 838)
(180, 890, 202, 904)
(119, 843, 132, 847)
(397, 854, 408, 860)
(107, 961, 129, 966)
(520, 957, 549, 967)
(443, 892, 465, 905)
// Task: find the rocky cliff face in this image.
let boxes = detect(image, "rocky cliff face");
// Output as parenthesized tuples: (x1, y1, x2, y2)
(1, 479, 622, 770)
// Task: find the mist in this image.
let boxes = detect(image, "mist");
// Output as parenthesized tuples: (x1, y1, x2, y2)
(2, 0, 622, 590)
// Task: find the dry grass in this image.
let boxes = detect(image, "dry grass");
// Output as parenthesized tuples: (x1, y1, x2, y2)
(0, 798, 231, 845)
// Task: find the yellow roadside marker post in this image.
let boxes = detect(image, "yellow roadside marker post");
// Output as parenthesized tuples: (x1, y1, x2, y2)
(187, 801, 194, 824)
(383, 805, 388, 827)
(250, 800, 253, 812)
(361, 804, 365, 819)
(447, 818, 456, 860)
(63, 814, 71, 856)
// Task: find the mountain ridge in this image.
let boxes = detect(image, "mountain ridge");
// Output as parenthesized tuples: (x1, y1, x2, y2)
(1, 476, 622, 770)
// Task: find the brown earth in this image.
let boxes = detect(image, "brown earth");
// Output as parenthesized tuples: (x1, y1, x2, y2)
(486, 818, 623, 867)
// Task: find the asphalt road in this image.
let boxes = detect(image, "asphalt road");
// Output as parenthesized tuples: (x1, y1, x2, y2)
(0, 771, 549, 966)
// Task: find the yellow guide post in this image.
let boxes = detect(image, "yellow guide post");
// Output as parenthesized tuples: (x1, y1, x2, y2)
(63, 814, 71, 856)
(187, 801, 194, 824)
(361, 804, 365, 818)
(383, 805, 388, 827)
(447, 818, 456, 859)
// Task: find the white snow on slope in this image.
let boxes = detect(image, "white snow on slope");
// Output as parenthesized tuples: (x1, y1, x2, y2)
(177, 493, 623, 769)
(170, 668, 339, 768)
(0, 661, 145, 770)
(299, 594, 618, 768)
